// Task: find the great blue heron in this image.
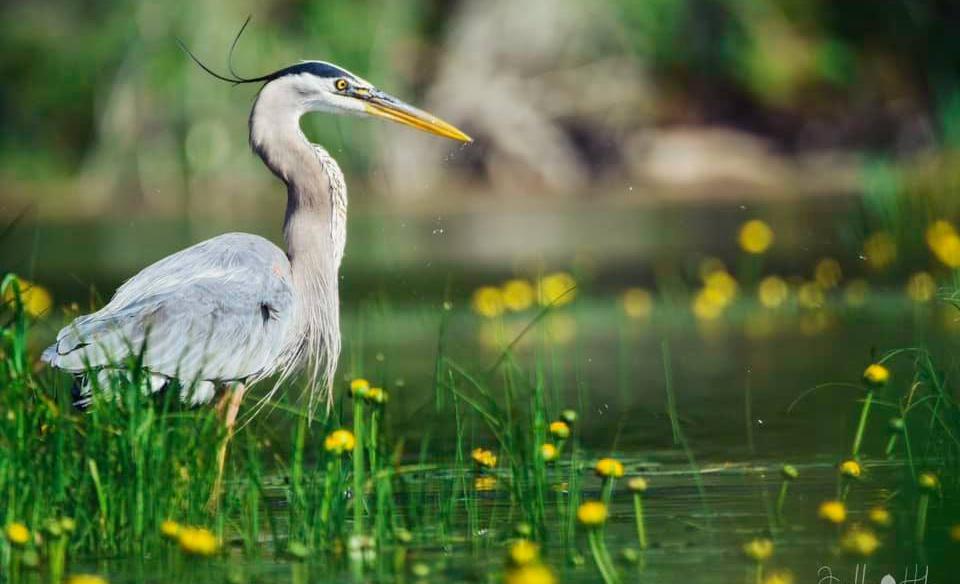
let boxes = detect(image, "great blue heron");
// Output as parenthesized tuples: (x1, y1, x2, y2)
(42, 43, 471, 503)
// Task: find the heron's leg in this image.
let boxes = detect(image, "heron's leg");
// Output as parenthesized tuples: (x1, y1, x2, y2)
(208, 382, 248, 511)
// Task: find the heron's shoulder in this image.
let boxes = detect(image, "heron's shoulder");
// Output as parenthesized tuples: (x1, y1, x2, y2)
(185, 233, 290, 269)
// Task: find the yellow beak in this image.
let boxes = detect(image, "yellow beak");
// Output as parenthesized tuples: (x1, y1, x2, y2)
(364, 93, 472, 143)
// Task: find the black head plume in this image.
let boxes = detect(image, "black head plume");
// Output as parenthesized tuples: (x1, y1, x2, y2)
(177, 16, 276, 85)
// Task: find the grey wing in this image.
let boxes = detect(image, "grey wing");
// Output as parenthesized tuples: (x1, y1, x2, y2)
(43, 233, 296, 404)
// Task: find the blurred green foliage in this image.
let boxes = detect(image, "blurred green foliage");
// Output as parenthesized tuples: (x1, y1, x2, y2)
(2, 0, 960, 185)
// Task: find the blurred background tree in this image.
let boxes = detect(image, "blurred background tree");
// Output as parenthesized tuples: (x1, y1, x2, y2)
(3, 0, 960, 299)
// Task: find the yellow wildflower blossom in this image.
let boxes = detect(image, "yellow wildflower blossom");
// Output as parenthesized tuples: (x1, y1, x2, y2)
(324, 429, 356, 454)
(704, 270, 738, 302)
(763, 571, 794, 584)
(927, 220, 960, 268)
(758, 276, 789, 308)
(818, 500, 847, 524)
(472, 286, 505, 318)
(349, 378, 370, 398)
(692, 288, 726, 321)
(622, 288, 653, 319)
(3, 277, 53, 318)
(365, 387, 388, 405)
(739, 220, 774, 254)
(541, 443, 558, 462)
(628, 477, 648, 493)
(507, 539, 540, 566)
(595, 457, 625, 478)
(862, 363, 890, 388)
(577, 501, 608, 526)
(839, 459, 862, 479)
(5, 522, 29, 546)
(539, 272, 577, 306)
(868, 506, 891, 528)
(66, 576, 109, 584)
(742, 537, 774, 561)
(548, 420, 570, 439)
(505, 564, 557, 584)
(840, 527, 880, 557)
(177, 526, 219, 556)
(471, 448, 498, 469)
(474, 476, 498, 492)
(502, 279, 535, 312)
(918, 472, 939, 492)
(160, 520, 181, 539)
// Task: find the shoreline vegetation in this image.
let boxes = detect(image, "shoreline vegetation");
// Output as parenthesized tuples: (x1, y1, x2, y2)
(3, 215, 960, 582)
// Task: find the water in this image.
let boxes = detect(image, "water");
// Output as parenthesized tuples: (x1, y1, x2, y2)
(6, 199, 958, 582)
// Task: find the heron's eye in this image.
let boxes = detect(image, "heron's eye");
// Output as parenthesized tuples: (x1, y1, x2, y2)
(334, 78, 349, 91)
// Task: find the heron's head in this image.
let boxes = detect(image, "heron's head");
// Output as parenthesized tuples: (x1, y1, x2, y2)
(257, 61, 470, 143)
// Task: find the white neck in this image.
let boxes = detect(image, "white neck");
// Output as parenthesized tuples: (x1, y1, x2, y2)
(249, 77, 348, 410)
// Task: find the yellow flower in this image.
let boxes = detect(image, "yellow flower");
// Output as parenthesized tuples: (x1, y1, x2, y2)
(505, 563, 557, 584)
(594, 457, 624, 478)
(177, 526, 219, 556)
(160, 520, 181, 539)
(758, 276, 789, 309)
(349, 378, 370, 398)
(539, 272, 577, 306)
(2, 277, 53, 318)
(918, 472, 939, 492)
(628, 477, 648, 493)
(577, 501, 608, 526)
(474, 476, 498, 492)
(763, 571, 794, 584)
(324, 429, 356, 454)
(507, 539, 540, 566)
(906, 272, 936, 303)
(814, 258, 843, 289)
(471, 447, 498, 469)
(863, 231, 896, 270)
(818, 500, 847, 524)
(704, 270, 738, 302)
(839, 459, 862, 479)
(840, 527, 879, 557)
(502, 279, 535, 312)
(742, 537, 774, 561)
(66, 575, 109, 584)
(950, 524, 960, 542)
(472, 286, 505, 318)
(5, 522, 29, 546)
(541, 443, 558, 462)
(868, 506, 891, 528)
(739, 220, 774, 254)
(862, 363, 890, 388)
(844, 279, 869, 307)
(622, 288, 653, 319)
(927, 220, 960, 268)
(365, 387, 388, 405)
(548, 420, 570, 440)
(692, 288, 726, 321)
